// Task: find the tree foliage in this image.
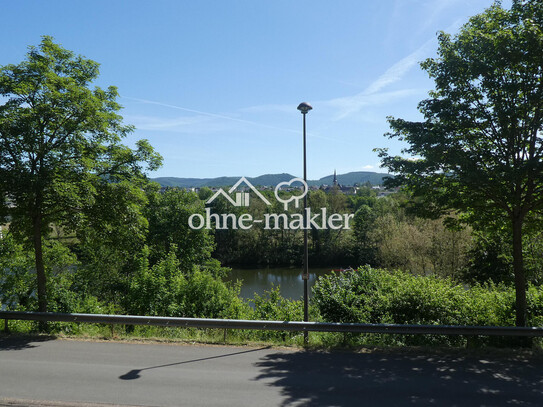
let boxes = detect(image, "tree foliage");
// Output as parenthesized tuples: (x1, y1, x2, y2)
(0, 36, 162, 312)
(377, 1, 543, 326)
(145, 187, 214, 270)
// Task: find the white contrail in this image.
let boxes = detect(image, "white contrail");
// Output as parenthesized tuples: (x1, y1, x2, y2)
(122, 96, 338, 141)
(123, 96, 300, 134)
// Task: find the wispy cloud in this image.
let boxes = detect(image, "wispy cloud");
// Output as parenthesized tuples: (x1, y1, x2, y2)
(123, 96, 341, 142)
(414, 0, 461, 36)
(325, 37, 436, 120)
(124, 97, 259, 125)
(123, 33, 436, 140)
(239, 8, 469, 125)
(123, 96, 300, 135)
(124, 114, 224, 133)
(365, 43, 431, 95)
(325, 88, 422, 120)
(239, 104, 294, 114)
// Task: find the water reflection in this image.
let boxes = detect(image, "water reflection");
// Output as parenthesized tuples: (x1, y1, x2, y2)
(224, 267, 333, 301)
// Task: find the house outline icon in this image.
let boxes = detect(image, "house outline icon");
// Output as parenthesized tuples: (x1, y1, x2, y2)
(206, 176, 272, 207)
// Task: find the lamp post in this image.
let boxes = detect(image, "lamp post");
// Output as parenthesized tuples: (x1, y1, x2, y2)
(297, 101, 312, 345)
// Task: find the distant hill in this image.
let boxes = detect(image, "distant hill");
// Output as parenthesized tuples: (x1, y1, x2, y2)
(309, 171, 390, 187)
(152, 171, 390, 188)
(152, 173, 295, 188)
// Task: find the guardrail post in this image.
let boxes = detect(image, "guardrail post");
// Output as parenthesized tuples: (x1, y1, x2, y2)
(466, 335, 474, 348)
(4, 318, 8, 333)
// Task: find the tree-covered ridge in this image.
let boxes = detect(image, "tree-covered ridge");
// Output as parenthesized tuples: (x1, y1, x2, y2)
(152, 171, 389, 188)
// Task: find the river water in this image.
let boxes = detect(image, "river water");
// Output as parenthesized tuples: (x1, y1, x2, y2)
(224, 267, 335, 301)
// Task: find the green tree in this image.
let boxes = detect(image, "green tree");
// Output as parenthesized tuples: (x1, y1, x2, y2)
(146, 187, 214, 270)
(465, 219, 543, 286)
(0, 37, 162, 313)
(377, 1, 543, 326)
(74, 181, 151, 304)
(197, 187, 213, 201)
(368, 213, 472, 278)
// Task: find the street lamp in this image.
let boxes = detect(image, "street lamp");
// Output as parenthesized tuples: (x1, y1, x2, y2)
(297, 101, 312, 344)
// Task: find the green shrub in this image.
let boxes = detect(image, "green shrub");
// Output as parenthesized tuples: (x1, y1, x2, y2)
(0, 232, 36, 311)
(461, 283, 515, 327)
(312, 266, 466, 325)
(312, 266, 543, 347)
(127, 246, 247, 319)
(0, 233, 106, 316)
(182, 267, 246, 319)
(248, 286, 303, 341)
(252, 286, 303, 322)
(527, 285, 543, 327)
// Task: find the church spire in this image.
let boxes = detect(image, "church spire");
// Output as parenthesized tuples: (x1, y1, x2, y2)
(333, 169, 338, 187)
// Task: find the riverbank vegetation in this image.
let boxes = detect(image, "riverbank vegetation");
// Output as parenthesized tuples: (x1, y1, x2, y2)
(2, 181, 543, 348)
(3, 1, 543, 349)
(4, 263, 543, 349)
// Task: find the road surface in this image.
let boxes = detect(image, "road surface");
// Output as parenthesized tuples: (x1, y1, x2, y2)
(1, 335, 542, 406)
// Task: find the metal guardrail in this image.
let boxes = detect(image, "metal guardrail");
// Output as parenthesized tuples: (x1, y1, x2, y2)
(2, 311, 543, 337)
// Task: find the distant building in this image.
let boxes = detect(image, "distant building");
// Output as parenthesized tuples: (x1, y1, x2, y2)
(320, 169, 356, 194)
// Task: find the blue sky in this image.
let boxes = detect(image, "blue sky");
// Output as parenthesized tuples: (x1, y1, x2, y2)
(1, 0, 509, 179)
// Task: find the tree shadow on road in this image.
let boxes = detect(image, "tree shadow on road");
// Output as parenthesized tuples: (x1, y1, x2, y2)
(253, 347, 543, 406)
(0, 334, 56, 351)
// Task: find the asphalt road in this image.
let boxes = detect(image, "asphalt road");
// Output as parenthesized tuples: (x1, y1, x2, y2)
(1, 335, 543, 406)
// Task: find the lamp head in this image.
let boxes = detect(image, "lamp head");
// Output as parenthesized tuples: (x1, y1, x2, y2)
(297, 102, 312, 114)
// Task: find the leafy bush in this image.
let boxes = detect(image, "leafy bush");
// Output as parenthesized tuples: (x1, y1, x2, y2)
(182, 267, 246, 319)
(312, 266, 543, 346)
(252, 286, 303, 322)
(313, 266, 466, 325)
(0, 233, 105, 315)
(0, 233, 36, 311)
(127, 246, 247, 319)
(248, 286, 303, 341)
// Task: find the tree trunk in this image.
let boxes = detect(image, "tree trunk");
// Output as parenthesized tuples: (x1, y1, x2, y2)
(512, 216, 526, 327)
(33, 214, 47, 314)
